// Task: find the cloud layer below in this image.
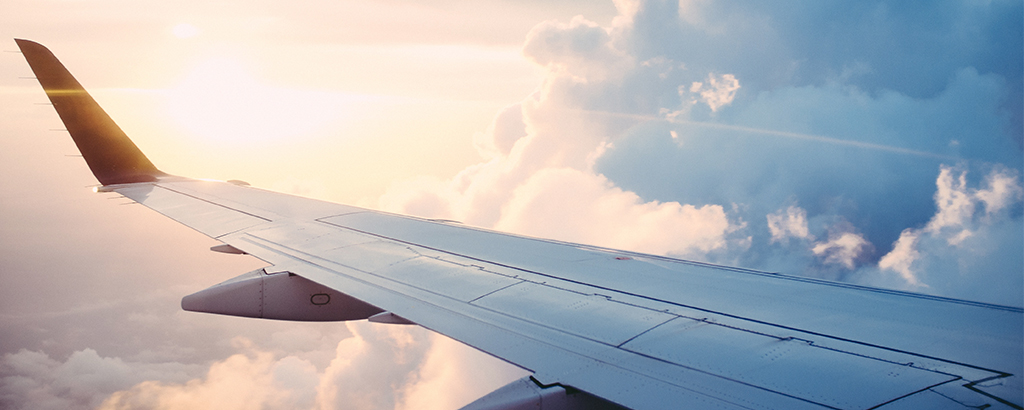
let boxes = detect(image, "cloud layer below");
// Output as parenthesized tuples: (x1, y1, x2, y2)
(3, 324, 525, 410)
(3, 1, 1021, 409)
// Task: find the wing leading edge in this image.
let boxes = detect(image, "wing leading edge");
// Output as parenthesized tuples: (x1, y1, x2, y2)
(17, 39, 1023, 410)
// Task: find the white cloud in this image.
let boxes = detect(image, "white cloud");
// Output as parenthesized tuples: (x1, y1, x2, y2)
(495, 168, 737, 256)
(975, 168, 1024, 216)
(312, 323, 430, 410)
(473, 104, 528, 159)
(6, 2, 1022, 410)
(877, 229, 923, 287)
(97, 339, 313, 410)
(924, 166, 976, 235)
(522, 16, 632, 83)
(379, 11, 748, 260)
(0, 348, 198, 410)
(378, 175, 459, 221)
(876, 166, 1023, 294)
(811, 231, 871, 270)
(689, 73, 740, 112)
(396, 334, 529, 410)
(767, 205, 811, 243)
(2, 321, 527, 410)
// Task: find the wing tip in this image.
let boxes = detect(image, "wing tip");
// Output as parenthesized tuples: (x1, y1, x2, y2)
(17, 38, 167, 186)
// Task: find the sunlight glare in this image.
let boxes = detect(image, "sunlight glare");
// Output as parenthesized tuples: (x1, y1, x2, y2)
(172, 23, 200, 39)
(164, 58, 350, 145)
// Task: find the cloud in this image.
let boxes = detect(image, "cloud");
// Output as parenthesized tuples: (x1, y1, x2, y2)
(650, 0, 1023, 131)
(1, 321, 524, 410)
(82, 324, 434, 410)
(599, 67, 1018, 261)
(379, 9, 747, 258)
(875, 166, 1023, 300)
(473, 104, 528, 159)
(97, 339, 317, 410)
(494, 167, 738, 256)
(975, 167, 1024, 216)
(767, 205, 811, 243)
(876, 230, 922, 287)
(925, 166, 979, 236)
(380, 0, 1021, 307)
(811, 231, 872, 270)
(522, 16, 632, 83)
(313, 323, 431, 410)
(5, 2, 1021, 410)
(689, 73, 740, 112)
(0, 348, 198, 410)
(396, 334, 529, 410)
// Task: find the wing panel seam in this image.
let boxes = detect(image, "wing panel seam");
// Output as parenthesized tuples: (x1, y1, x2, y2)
(153, 183, 274, 223)
(236, 231, 948, 410)
(314, 218, 1017, 377)
(228, 235, 777, 408)
(317, 216, 1021, 312)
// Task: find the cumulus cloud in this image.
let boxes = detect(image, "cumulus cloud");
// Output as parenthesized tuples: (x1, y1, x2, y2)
(396, 334, 528, 410)
(767, 205, 811, 243)
(689, 73, 740, 112)
(381, 0, 1021, 307)
(379, 6, 748, 258)
(522, 16, 632, 83)
(0, 348, 198, 410)
(925, 166, 979, 237)
(974, 167, 1023, 217)
(811, 231, 872, 270)
(472, 104, 528, 159)
(8, 1, 1021, 409)
(98, 339, 317, 410)
(2, 322, 523, 410)
(313, 323, 431, 410)
(494, 168, 737, 256)
(876, 166, 1023, 297)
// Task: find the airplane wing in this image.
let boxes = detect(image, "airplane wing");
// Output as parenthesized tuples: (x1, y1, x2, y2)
(16, 38, 1023, 410)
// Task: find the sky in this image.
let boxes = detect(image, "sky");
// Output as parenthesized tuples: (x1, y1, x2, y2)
(1, 1, 1021, 409)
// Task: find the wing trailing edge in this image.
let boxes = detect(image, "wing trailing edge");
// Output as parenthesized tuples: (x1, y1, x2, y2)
(15, 38, 165, 185)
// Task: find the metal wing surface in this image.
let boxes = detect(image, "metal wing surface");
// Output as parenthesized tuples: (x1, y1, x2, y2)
(16, 39, 1023, 410)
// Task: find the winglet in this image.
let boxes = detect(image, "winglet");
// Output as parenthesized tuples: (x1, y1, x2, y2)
(15, 39, 165, 185)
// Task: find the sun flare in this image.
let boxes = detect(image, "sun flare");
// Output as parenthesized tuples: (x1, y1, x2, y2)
(171, 23, 200, 39)
(164, 58, 349, 145)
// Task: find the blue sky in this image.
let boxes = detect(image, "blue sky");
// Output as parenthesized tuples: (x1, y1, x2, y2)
(1, 1, 1021, 409)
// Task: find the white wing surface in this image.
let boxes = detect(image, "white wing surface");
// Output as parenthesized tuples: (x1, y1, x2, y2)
(17, 39, 1023, 410)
